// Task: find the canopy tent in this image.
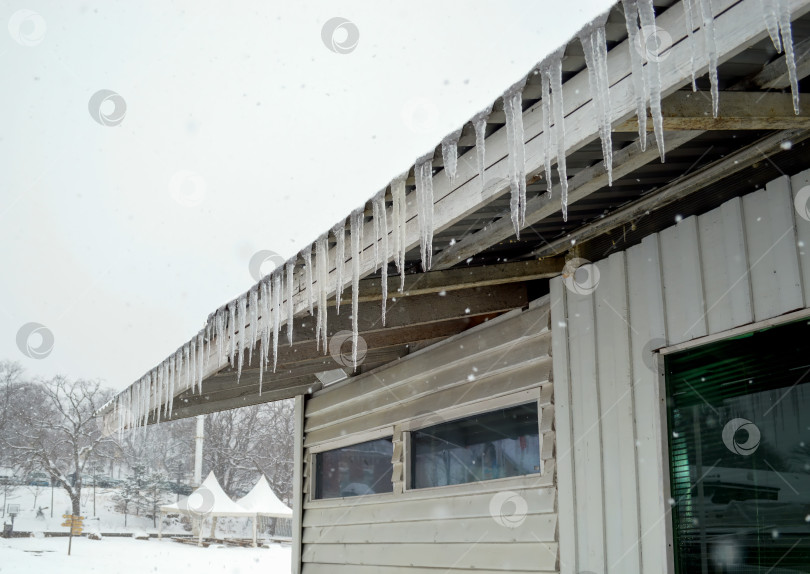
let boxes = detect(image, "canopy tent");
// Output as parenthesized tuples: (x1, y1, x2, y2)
(159, 471, 255, 546)
(159, 472, 290, 546)
(237, 475, 292, 518)
(237, 475, 293, 543)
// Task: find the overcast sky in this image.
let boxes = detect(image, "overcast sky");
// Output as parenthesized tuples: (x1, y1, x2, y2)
(1, 0, 615, 391)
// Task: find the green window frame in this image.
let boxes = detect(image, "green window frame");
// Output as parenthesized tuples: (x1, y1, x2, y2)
(665, 318, 810, 573)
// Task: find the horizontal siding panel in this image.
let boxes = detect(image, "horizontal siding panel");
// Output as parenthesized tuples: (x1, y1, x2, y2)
(303, 513, 557, 544)
(305, 359, 552, 446)
(305, 331, 551, 432)
(302, 542, 558, 571)
(303, 485, 556, 527)
(303, 565, 557, 574)
(306, 306, 550, 416)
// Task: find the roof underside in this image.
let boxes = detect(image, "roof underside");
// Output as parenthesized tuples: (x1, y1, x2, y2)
(111, 0, 810, 424)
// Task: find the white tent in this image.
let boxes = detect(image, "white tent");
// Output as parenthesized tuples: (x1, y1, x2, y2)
(237, 475, 292, 518)
(237, 475, 293, 543)
(159, 471, 254, 545)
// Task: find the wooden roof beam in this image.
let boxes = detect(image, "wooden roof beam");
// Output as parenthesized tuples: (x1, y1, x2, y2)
(529, 127, 810, 258)
(615, 91, 810, 131)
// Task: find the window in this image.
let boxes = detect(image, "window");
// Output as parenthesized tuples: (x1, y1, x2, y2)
(314, 437, 393, 500)
(410, 402, 541, 489)
(665, 319, 810, 573)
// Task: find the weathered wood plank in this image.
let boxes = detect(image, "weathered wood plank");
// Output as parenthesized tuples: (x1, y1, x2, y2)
(614, 91, 810, 130)
(302, 566, 556, 574)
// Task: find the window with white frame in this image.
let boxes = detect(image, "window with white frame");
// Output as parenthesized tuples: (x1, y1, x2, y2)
(409, 402, 541, 489)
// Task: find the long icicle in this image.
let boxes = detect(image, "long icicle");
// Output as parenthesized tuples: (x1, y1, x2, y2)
(228, 302, 236, 369)
(373, 189, 389, 325)
(273, 272, 282, 372)
(332, 221, 346, 313)
(315, 233, 329, 351)
(503, 78, 528, 237)
(638, 0, 668, 153)
(237, 294, 247, 381)
(259, 279, 271, 393)
(391, 171, 408, 292)
(695, 0, 719, 118)
(683, 0, 698, 91)
(540, 68, 553, 197)
(285, 260, 295, 346)
(415, 153, 434, 271)
(196, 330, 204, 392)
(621, 0, 649, 149)
(301, 245, 314, 317)
(775, 0, 800, 114)
(472, 105, 492, 192)
(441, 128, 463, 187)
(350, 207, 364, 370)
(579, 13, 614, 186)
(248, 286, 259, 367)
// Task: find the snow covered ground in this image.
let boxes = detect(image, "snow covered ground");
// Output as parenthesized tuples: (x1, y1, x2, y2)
(0, 536, 291, 573)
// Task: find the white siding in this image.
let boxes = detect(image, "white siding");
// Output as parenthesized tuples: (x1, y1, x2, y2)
(550, 168, 810, 574)
(300, 302, 557, 573)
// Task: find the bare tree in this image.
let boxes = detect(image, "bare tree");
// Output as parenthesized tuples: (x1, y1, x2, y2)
(4, 376, 114, 516)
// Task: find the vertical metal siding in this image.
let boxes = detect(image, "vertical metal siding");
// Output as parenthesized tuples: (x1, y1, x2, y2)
(551, 168, 810, 574)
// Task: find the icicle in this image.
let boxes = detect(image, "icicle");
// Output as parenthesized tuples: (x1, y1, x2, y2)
(415, 153, 434, 271)
(215, 308, 225, 366)
(441, 128, 463, 187)
(228, 302, 236, 368)
(183, 343, 191, 392)
(638, 0, 668, 152)
(259, 280, 271, 393)
(273, 272, 282, 372)
(539, 50, 570, 220)
(760, 0, 783, 53)
(189, 338, 197, 395)
(248, 287, 259, 366)
(696, 0, 719, 118)
(237, 294, 247, 381)
(579, 14, 613, 186)
(683, 0, 698, 91)
(373, 189, 389, 325)
(503, 78, 528, 236)
(390, 172, 408, 292)
(540, 70, 554, 197)
(300, 245, 314, 317)
(169, 351, 178, 419)
(622, 0, 649, 149)
(350, 207, 364, 370)
(472, 105, 492, 191)
(332, 221, 346, 313)
(767, 0, 800, 114)
(196, 330, 205, 392)
(315, 233, 329, 351)
(285, 261, 295, 345)
(160, 361, 168, 419)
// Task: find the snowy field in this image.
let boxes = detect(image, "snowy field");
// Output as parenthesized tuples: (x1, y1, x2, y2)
(0, 536, 291, 573)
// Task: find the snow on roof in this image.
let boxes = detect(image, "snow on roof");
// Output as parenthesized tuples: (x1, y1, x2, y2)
(160, 471, 254, 518)
(236, 475, 292, 518)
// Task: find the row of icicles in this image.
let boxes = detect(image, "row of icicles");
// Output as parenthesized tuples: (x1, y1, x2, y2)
(110, 0, 800, 434)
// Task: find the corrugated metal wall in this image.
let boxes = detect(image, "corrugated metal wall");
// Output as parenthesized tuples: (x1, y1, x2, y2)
(550, 168, 810, 574)
(299, 302, 557, 574)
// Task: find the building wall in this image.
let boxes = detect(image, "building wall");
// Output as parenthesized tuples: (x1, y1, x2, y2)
(298, 300, 557, 574)
(550, 168, 810, 574)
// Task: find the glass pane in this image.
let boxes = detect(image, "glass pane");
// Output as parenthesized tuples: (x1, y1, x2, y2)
(410, 402, 540, 489)
(314, 438, 393, 500)
(666, 319, 810, 573)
